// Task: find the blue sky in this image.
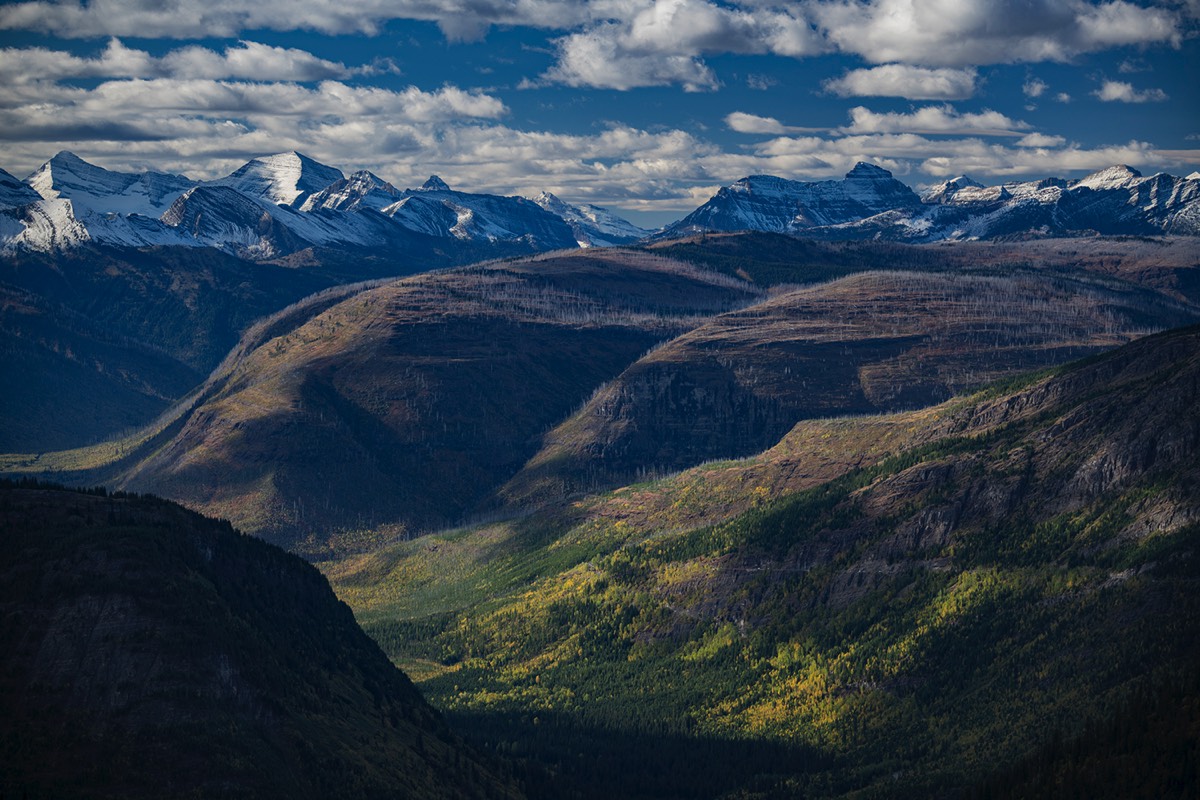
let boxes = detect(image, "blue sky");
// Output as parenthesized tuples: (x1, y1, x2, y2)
(1, 0, 1197, 226)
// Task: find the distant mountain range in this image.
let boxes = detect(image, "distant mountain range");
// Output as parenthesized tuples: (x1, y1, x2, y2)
(2, 153, 1197, 259)
(0, 151, 649, 259)
(659, 162, 1200, 241)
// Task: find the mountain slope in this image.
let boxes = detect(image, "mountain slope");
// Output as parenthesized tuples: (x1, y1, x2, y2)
(658, 164, 1200, 242)
(661, 163, 921, 237)
(329, 323, 1200, 799)
(498, 268, 1200, 507)
(10, 238, 1200, 550)
(209, 151, 345, 207)
(0, 246, 341, 451)
(0, 481, 521, 800)
(37, 250, 756, 552)
(0, 168, 41, 209)
(531, 191, 650, 246)
(384, 178, 578, 249)
(25, 151, 197, 217)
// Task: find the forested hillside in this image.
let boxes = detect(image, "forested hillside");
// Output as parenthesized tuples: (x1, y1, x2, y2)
(329, 324, 1200, 798)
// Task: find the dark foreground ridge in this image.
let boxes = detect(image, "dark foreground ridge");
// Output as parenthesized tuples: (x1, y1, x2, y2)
(0, 481, 521, 800)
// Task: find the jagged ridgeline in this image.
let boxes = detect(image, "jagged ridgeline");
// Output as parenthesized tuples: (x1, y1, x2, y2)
(329, 324, 1200, 799)
(0, 482, 521, 800)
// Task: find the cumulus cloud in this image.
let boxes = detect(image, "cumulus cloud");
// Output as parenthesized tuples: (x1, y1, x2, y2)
(813, 0, 1181, 66)
(543, 22, 721, 91)
(1093, 80, 1169, 102)
(842, 105, 1033, 137)
(1023, 77, 1048, 98)
(543, 0, 824, 90)
(0, 0, 1190, 94)
(0, 39, 367, 83)
(538, 0, 1185, 89)
(0, 0, 607, 40)
(824, 64, 977, 100)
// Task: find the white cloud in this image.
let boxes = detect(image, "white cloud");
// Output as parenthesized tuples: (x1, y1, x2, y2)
(0, 0, 607, 40)
(824, 64, 977, 100)
(813, 0, 1182, 66)
(1016, 132, 1067, 147)
(1056, 92, 1072, 103)
(1023, 77, 1048, 98)
(543, 22, 721, 91)
(842, 105, 1033, 137)
(543, 0, 825, 90)
(0, 0, 1188, 96)
(1093, 80, 1169, 102)
(159, 41, 361, 81)
(748, 132, 1197, 182)
(0, 39, 366, 83)
(1075, 0, 1181, 47)
(724, 112, 829, 135)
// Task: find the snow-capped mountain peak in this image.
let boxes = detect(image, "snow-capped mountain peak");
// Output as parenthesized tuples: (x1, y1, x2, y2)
(211, 151, 345, 207)
(530, 190, 649, 247)
(24, 151, 137, 201)
(662, 163, 920, 237)
(4, 151, 1198, 256)
(299, 170, 401, 213)
(921, 176, 986, 204)
(23, 151, 196, 216)
(1073, 165, 1143, 191)
(419, 175, 452, 192)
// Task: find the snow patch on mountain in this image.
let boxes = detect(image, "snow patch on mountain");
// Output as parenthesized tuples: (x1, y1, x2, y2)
(210, 152, 344, 207)
(24, 151, 196, 217)
(0, 199, 91, 252)
(920, 176, 985, 204)
(1072, 165, 1142, 191)
(299, 171, 402, 213)
(661, 163, 921, 238)
(531, 191, 649, 247)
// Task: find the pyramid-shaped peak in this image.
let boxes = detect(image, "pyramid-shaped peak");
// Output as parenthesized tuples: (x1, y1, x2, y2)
(532, 190, 568, 210)
(49, 151, 92, 166)
(215, 151, 344, 206)
(25, 151, 135, 202)
(845, 162, 894, 179)
(945, 175, 984, 189)
(29, 151, 104, 180)
(421, 175, 451, 191)
(1074, 164, 1143, 190)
